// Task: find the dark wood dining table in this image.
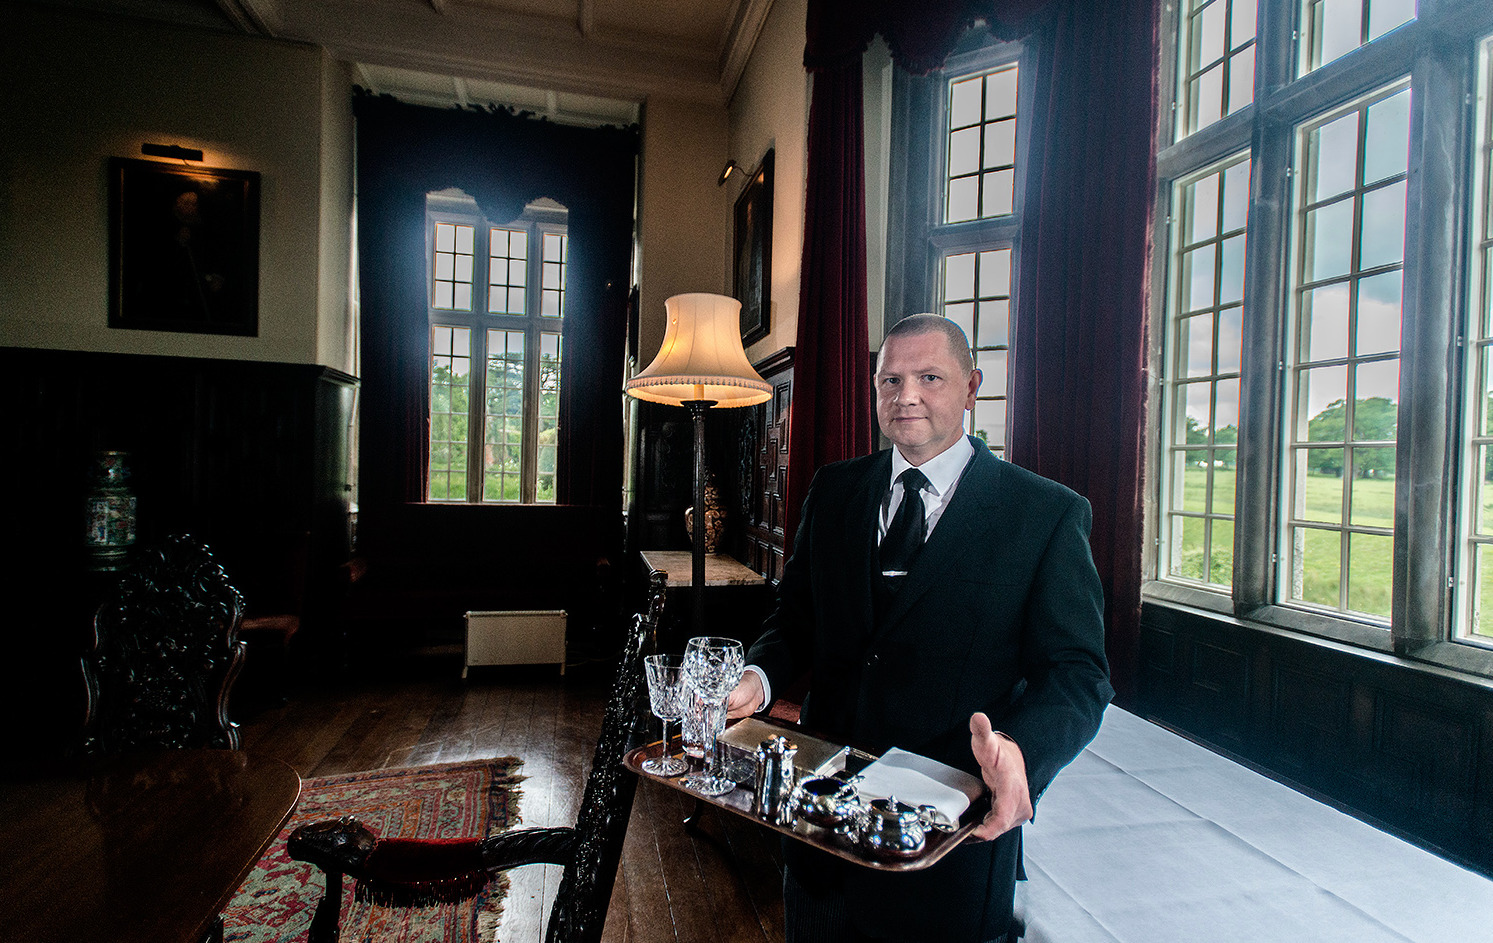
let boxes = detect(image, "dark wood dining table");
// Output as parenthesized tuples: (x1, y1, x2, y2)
(0, 749, 300, 943)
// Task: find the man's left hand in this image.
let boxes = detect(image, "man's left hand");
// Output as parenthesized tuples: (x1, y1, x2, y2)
(969, 711, 1032, 841)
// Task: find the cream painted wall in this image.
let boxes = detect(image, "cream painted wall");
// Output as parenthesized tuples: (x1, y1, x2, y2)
(317, 53, 356, 374)
(0, 5, 348, 368)
(635, 97, 731, 363)
(726, 0, 809, 365)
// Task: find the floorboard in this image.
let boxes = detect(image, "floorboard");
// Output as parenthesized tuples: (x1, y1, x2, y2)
(235, 655, 781, 942)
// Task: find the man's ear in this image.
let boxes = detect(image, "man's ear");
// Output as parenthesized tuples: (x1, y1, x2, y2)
(966, 368, 983, 409)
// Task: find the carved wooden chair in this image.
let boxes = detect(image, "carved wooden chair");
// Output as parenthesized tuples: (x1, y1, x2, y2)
(287, 571, 667, 943)
(80, 534, 246, 757)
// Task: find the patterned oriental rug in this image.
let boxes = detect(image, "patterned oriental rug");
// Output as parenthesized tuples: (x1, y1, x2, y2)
(223, 757, 526, 943)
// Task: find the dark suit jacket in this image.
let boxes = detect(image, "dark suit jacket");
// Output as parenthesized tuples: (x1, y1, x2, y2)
(748, 438, 1113, 941)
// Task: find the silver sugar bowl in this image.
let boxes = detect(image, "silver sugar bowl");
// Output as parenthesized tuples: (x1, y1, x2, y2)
(790, 776, 862, 828)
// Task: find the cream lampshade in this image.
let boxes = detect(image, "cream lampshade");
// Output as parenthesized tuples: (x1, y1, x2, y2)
(624, 293, 772, 407)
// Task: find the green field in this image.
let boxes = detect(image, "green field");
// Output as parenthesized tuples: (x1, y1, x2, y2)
(1172, 466, 1395, 618)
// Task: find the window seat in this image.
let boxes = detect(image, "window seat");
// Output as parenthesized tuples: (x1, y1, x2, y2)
(1015, 705, 1493, 943)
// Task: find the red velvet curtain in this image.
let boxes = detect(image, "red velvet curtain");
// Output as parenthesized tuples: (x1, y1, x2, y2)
(784, 59, 875, 543)
(796, 0, 1156, 698)
(1006, 2, 1156, 700)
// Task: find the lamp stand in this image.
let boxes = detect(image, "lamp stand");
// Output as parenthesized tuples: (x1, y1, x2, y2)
(684, 399, 716, 637)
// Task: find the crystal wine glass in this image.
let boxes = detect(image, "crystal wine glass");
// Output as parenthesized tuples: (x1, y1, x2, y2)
(680, 636, 745, 796)
(642, 654, 688, 776)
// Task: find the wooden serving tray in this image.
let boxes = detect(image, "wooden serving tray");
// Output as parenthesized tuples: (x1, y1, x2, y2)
(623, 736, 989, 872)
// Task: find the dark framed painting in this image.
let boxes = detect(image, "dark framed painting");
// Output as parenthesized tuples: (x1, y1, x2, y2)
(733, 149, 774, 346)
(109, 157, 261, 336)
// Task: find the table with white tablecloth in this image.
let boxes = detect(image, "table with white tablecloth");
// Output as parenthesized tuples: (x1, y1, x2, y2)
(1014, 705, 1493, 943)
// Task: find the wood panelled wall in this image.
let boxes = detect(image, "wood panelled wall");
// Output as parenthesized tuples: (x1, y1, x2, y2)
(0, 346, 355, 763)
(631, 348, 794, 584)
(1138, 601, 1493, 876)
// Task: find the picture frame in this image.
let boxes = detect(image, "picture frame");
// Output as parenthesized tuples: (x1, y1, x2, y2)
(109, 157, 260, 336)
(733, 149, 774, 346)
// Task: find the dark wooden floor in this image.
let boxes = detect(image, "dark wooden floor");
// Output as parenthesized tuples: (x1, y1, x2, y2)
(236, 653, 786, 943)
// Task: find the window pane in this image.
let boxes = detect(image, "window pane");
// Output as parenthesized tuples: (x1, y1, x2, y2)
(972, 399, 1006, 453)
(977, 349, 1007, 391)
(950, 75, 982, 128)
(1292, 526, 1342, 607)
(429, 324, 472, 502)
(945, 64, 1019, 222)
(1309, 0, 1362, 73)
(1218, 306, 1243, 374)
(1302, 284, 1351, 363)
(432, 222, 474, 312)
(1305, 200, 1355, 281)
(1310, 112, 1360, 203)
(489, 226, 528, 314)
(981, 169, 1015, 217)
(1363, 90, 1411, 185)
(483, 329, 526, 503)
(1367, 0, 1415, 42)
(1173, 515, 1207, 581)
(1184, 243, 1218, 312)
(1359, 180, 1407, 270)
(1300, 364, 1349, 441)
(949, 127, 980, 177)
(1213, 450, 1237, 514)
(1476, 546, 1493, 639)
(1347, 531, 1394, 617)
(983, 120, 1016, 169)
(1355, 270, 1402, 355)
(945, 251, 976, 299)
(946, 176, 979, 223)
(542, 232, 567, 319)
(1189, 173, 1221, 242)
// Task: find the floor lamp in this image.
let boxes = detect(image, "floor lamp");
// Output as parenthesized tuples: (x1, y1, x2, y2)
(625, 293, 772, 637)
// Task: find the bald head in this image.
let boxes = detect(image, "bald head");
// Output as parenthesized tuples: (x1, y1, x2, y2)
(881, 314, 974, 376)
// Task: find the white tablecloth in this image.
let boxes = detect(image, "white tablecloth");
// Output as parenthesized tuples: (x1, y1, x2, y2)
(1014, 705, 1493, 942)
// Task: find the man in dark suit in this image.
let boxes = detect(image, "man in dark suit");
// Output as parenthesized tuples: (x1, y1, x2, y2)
(727, 314, 1113, 942)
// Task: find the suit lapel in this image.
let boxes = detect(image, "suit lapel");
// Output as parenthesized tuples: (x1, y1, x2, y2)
(873, 445, 1004, 638)
(846, 453, 889, 633)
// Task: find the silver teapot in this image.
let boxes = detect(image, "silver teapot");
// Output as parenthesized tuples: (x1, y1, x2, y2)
(855, 796, 927, 859)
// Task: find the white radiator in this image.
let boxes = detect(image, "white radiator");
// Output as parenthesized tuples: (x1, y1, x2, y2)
(463, 610, 567, 677)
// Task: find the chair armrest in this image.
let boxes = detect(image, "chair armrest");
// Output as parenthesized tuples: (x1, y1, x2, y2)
(478, 826, 575, 869)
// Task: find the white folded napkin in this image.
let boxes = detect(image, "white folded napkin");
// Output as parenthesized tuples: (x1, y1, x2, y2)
(855, 748, 985, 823)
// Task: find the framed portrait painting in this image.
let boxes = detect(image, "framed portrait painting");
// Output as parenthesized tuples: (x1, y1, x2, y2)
(733, 149, 773, 346)
(108, 157, 260, 336)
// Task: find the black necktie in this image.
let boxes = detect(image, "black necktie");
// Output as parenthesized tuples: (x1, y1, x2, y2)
(880, 468, 930, 575)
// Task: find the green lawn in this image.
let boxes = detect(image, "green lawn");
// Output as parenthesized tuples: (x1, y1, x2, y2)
(1173, 466, 1395, 617)
(1171, 464, 1493, 638)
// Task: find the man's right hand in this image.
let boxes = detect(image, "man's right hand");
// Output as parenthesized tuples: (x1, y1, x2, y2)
(726, 671, 765, 719)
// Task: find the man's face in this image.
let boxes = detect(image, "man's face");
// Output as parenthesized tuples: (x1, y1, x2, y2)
(875, 331, 982, 465)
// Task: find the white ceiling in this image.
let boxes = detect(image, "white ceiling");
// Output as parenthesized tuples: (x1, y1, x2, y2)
(27, 0, 776, 123)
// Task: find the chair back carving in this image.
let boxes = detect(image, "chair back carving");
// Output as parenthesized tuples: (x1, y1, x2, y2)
(545, 569, 665, 942)
(81, 534, 246, 756)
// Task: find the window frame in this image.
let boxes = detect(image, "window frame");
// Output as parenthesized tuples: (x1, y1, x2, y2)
(1147, 0, 1493, 679)
(424, 191, 567, 505)
(886, 35, 1037, 456)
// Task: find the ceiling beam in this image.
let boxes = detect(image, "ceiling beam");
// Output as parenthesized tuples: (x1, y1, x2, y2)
(279, 0, 725, 104)
(212, 0, 280, 36)
(720, 0, 773, 102)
